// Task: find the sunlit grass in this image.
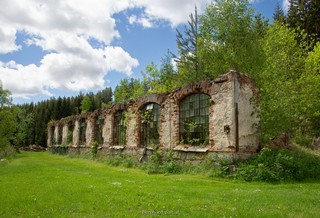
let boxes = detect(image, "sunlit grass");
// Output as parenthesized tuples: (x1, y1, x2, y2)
(1, 152, 320, 217)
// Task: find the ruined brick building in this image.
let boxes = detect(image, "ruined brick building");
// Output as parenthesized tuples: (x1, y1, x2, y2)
(47, 71, 260, 160)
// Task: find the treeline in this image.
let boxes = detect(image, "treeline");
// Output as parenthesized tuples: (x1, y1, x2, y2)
(0, 88, 112, 151)
(114, 0, 320, 145)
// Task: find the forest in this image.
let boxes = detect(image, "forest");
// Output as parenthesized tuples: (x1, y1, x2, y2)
(0, 0, 319, 155)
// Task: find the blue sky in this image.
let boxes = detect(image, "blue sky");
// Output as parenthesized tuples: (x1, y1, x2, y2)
(0, 0, 289, 104)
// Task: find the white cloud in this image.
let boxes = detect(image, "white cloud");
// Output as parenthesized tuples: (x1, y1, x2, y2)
(130, 0, 210, 27)
(0, 43, 139, 98)
(0, 0, 206, 99)
(0, 0, 123, 45)
(0, 61, 47, 98)
(104, 47, 139, 75)
(0, 26, 20, 54)
(128, 15, 154, 28)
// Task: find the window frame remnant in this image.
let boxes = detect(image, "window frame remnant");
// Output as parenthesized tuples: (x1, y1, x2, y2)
(95, 115, 104, 145)
(179, 93, 210, 146)
(50, 126, 55, 145)
(57, 125, 63, 145)
(79, 117, 86, 145)
(67, 121, 74, 145)
(113, 110, 126, 145)
(140, 103, 161, 148)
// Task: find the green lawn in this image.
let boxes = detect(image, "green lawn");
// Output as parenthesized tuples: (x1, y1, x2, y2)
(1, 152, 320, 217)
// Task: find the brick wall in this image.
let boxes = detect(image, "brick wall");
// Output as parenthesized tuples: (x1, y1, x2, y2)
(47, 71, 260, 160)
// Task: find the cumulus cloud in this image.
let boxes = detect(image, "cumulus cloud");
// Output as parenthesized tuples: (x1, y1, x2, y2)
(0, 26, 21, 54)
(104, 47, 139, 75)
(128, 15, 154, 28)
(130, 0, 210, 27)
(0, 0, 208, 99)
(0, 61, 47, 98)
(0, 44, 139, 98)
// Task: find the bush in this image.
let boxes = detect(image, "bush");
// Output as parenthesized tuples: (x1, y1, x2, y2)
(91, 141, 99, 158)
(144, 149, 181, 174)
(293, 130, 313, 148)
(143, 150, 236, 175)
(204, 156, 235, 178)
(0, 145, 16, 160)
(104, 153, 138, 168)
(235, 147, 320, 182)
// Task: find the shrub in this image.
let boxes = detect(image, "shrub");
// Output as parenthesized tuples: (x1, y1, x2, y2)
(104, 153, 138, 168)
(194, 154, 235, 177)
(235, 147, 320, 182)
(0, 145, 16, 160)
(66, 130, 73, 145)
(144, 149, 181, 174)
(91, 141, 99, 158)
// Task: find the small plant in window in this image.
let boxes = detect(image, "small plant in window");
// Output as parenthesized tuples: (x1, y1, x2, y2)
(91, 141, 99, 158)
(67, 130, 73, 145)
(141, 108, 153, 123)
(51, 138, 56, 146)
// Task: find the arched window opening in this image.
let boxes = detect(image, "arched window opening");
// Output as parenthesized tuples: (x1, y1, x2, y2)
(57, 125, 63, 145)
(179, 93, 210, 145)
(113, 110, 126, 145)
(94, 115, 104, 144)
(79, 118, 86, 145)
(141, 103, 160, 147)
(50, 126, 55, 145)
(67, 121, 74, 145)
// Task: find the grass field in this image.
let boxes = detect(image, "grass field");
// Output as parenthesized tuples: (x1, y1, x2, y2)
(1, 152, 320, 217)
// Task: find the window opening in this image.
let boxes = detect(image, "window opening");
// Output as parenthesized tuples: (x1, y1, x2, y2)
(79, 118, 86, 145)
(50, 126, 55, 145)
(57, 125, 63, 145)
(141, 103, 160, 147)
(95, 115, 104, 144)
(179, 93, 210, 145)
(113, 110, 126, 145)
(67, 121, 74, 144)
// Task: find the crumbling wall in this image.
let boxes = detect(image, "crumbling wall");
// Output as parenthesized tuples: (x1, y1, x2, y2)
(53, 125, 59, 145)
(85, 117, 94, 147)
(211, 73, 236, 152)
(62, 125, 68, 145)
(237, 74, 260, 152)
(160, 97, 175, 149)
(47, 71, 260, 160)
(126, 104, 139, 148)
(73, 119, 79, 146)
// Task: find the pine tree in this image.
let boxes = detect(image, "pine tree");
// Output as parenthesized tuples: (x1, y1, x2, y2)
(273, 0, 286, 23)
(173, 6, 204, 83)
(287, 0, 320, 49)
(287, 0, 301, 29)
(308, 0, 320, 43)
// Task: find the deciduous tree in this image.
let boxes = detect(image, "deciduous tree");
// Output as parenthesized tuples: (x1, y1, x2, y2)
(200, 0, 266, 78)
